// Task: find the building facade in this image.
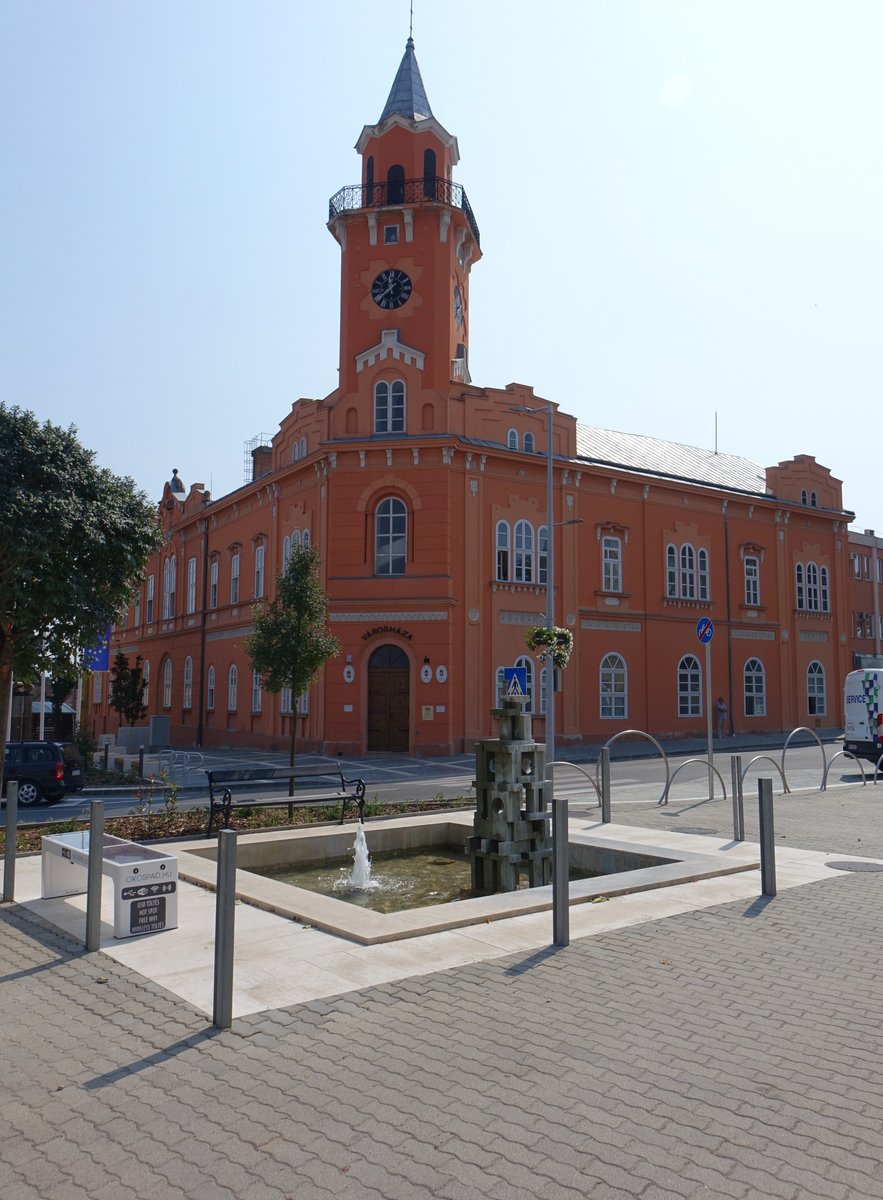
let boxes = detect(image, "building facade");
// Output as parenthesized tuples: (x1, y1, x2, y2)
(94, 40, 861, 753)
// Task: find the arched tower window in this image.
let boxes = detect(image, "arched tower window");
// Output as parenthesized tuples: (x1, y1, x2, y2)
(375, 497, 407, 575)
(366, 155, 375, 205)
(507, 428, 519, 451)
(423, 148, 437, 198)
(387, 164, 405, 205)
(374, 379, 405, 433)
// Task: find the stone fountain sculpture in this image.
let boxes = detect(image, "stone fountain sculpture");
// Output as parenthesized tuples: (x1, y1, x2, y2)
(467, 696, 552, 892)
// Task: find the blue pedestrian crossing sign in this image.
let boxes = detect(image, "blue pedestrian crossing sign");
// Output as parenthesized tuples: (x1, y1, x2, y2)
(503, 667, 528, 698)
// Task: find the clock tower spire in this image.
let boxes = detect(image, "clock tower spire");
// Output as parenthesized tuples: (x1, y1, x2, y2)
(327, 39, 481, 396)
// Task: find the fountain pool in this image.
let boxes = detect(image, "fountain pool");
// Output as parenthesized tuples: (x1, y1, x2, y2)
(173, 812, 757, 945)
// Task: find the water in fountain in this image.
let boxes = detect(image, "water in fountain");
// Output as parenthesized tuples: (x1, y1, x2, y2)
(331, 822, 381, 895)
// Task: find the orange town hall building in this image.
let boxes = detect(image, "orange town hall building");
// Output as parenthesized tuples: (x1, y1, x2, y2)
(95, 40, 860, 754)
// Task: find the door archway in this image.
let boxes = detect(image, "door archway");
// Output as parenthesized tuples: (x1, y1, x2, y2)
(367, 644, 410, 751)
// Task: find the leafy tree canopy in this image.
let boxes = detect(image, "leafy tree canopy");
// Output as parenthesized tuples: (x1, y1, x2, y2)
(0, 405, 162, 773)
(246, 544, 339, 782)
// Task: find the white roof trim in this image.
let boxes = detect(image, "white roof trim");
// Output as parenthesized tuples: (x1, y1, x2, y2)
(356, 328, 425, 373)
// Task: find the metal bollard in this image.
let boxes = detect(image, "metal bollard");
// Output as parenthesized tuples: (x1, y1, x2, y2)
(730, 755, 744, 842)
(138, 745, 145, 779)
(758, 778, 776, 897)
(213, 829, 237, 1029)
(600, 746, 611, 824)
(3, 781, 19, 903)
(86, 800, 105, 951)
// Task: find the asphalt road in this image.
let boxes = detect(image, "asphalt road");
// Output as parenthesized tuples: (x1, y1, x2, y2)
(2, 740, 866, 827)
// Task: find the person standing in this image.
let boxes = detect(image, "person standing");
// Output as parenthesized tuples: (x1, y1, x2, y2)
(716, 696, 728, 738)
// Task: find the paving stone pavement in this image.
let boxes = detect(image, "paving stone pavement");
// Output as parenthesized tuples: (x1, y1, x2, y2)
(4, 785, 883, 1198)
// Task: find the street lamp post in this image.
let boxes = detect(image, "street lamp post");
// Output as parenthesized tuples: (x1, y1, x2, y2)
(510, 403, 569, 946)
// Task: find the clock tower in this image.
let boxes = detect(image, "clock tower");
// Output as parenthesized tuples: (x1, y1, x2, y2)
(328, 38, 482, 397)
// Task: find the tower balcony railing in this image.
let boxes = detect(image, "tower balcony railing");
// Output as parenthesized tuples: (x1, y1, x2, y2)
(328, 176, 481, 248)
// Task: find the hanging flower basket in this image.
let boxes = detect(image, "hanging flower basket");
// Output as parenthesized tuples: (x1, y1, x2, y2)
(525, 625, 573, 670)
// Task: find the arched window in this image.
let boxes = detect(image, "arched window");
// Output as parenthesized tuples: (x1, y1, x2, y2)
(744, 658, 765, 717)
(666, 545, 678, 598)
(680, 545, 696, 599)
(141, 660, 150, 708)
(495, 521, 510, 582)
(387, 164, 405, 204)
(375, 497, 407, 575)
(291, 442, 299, 463)
(423, 148, 437, 198)
(697, 548, 709, 600)
(162, 659, 172, 709)
(133, 590, 141, 628)
(206, 665, 215, 711)
(183, 656, 193, 710)
(302, 528, 310, 548)
(744, 556, 759, 606)
(539, 666, 548, 715)
(600, 653, 627, 719)
(678, 655, 701, 717)
(806, 562, 820, 611)
(507, 428, 519, 451)
(252, 671, 262, 713)
(227, 664, 238, 711)
(299, 436, 307, 459)
(209, 560, 219, 609)
(523, 432, 535, 454)
(515, 655, 534, 710)
(810, 491, 818, 507)
(365, 155, 374, 204)
(602, 536, 622, 593)
(186, 557, 197, 613)
(374, 379, 405, 433)
(807, 661, 826, 715)
(819, 565, 829, 611)
(495, 666, 506, 707)
(282, 536, 291, 571)
(146, 574, 155, 624)
(292, 529, 301, 550)
(254, 545, 265, 598)
(795, 562, 805, 609)
(162, 555, 176, 619)
(537, 526, 549, 586)
(801, 489, 808, 505)
(514, 520, 534, 583)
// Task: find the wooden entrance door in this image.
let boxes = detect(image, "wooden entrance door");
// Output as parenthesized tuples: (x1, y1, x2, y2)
(367, 645, 410, 752)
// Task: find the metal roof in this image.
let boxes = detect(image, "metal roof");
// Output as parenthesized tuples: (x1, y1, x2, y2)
(379, 38, 434, 123)
(575, 424, 768, 495)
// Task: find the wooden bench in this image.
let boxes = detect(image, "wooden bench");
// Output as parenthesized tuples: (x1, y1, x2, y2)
(204, 766, 366, 837)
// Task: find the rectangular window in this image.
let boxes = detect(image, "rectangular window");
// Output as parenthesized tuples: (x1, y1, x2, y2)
(209, 561, 218, 609)
(383, 226, 399, 244)
(230, 554, 240, 604)
(252, 671, 262, 713)
(744, 557, 759, 607)
(865, 556, 872, 580)
(133, 591, 141, 627)
(254, 546, 265, 598)
(280, 687, 292, 714)
(146, 575, 155, 624)
(602, 537, 622, 593)
(186, 557, 197, 614)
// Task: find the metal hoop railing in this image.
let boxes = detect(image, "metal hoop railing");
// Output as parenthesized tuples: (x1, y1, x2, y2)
(781, 727, 826, 790)
(552, 760, 602, 806)
(597, 730, 671, 806)
(665, 758, 728, 803)
(822, 750, 866, 791)
(740, 755, 790, 795)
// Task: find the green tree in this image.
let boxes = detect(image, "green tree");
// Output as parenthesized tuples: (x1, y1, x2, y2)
(48, 647, 79, 738)
(109, 652, 148, 727)
(0, 404, 161, 790)
(246, 544, 339, 793)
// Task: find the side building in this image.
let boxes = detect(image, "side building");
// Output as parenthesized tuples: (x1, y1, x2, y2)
(94, 39, 857, 753)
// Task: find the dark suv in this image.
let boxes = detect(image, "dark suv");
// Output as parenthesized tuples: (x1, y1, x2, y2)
(2, 741, 85, 806)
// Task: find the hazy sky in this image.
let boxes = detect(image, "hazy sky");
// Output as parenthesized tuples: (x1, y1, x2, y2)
(3, 2, 881, 528)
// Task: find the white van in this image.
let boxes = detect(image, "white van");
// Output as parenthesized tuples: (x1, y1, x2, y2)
(844, 669, 883, 762)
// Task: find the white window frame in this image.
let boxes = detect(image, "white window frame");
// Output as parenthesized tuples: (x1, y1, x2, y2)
(206, 665, 215, 711)
(666, 545, 678, 598)
(230, 553, 240, 605)
(162, 659, 172, 709)
(209, 560, 218, 609)
(744, 556, 759, 607)
(506, 428, 519, 451)
(523, 432, 535, 453)
(146, 574, 155, 624)
(228, 664, 238, 711)
(496, 521, 510, 582)
(375, 497, 407, 576)
(141, 660, 150, 708)
(600, 653, 627, 719)
(186, 556, 197, 614)
(602, 536, 622, 593)
(183, 656, 193, 710)
(252, 671, 262, 713)
(807, 661, 826, 716)
(254, 545, 265, 599)
(538, 526, 548, 586)
(678, 654, 702, 717)
(374, 379, 405, 434)
(514, 520, 534, 584)
(679, 544, 696, 600)
(744, 658, 765, 717)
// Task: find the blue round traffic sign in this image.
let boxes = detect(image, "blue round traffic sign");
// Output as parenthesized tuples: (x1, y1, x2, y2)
(696, 618, 714, 644)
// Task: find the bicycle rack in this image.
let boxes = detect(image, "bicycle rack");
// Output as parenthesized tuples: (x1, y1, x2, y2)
(740, 755, 790, 795)
(822, 750, 866, 791)
(781, 726, 826, 791)
(665, 757, 728, 804)
(553, 760, 603, 807)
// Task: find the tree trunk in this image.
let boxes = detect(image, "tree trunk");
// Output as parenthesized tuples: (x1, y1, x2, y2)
(288, 703, 298, 798)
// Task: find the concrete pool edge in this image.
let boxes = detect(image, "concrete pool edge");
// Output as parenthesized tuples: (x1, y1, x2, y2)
(172, 814, 761, 945)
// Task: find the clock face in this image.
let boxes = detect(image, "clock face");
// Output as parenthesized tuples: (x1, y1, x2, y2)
(371, 268, 412, 310)
(453, 284, 463, 327)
